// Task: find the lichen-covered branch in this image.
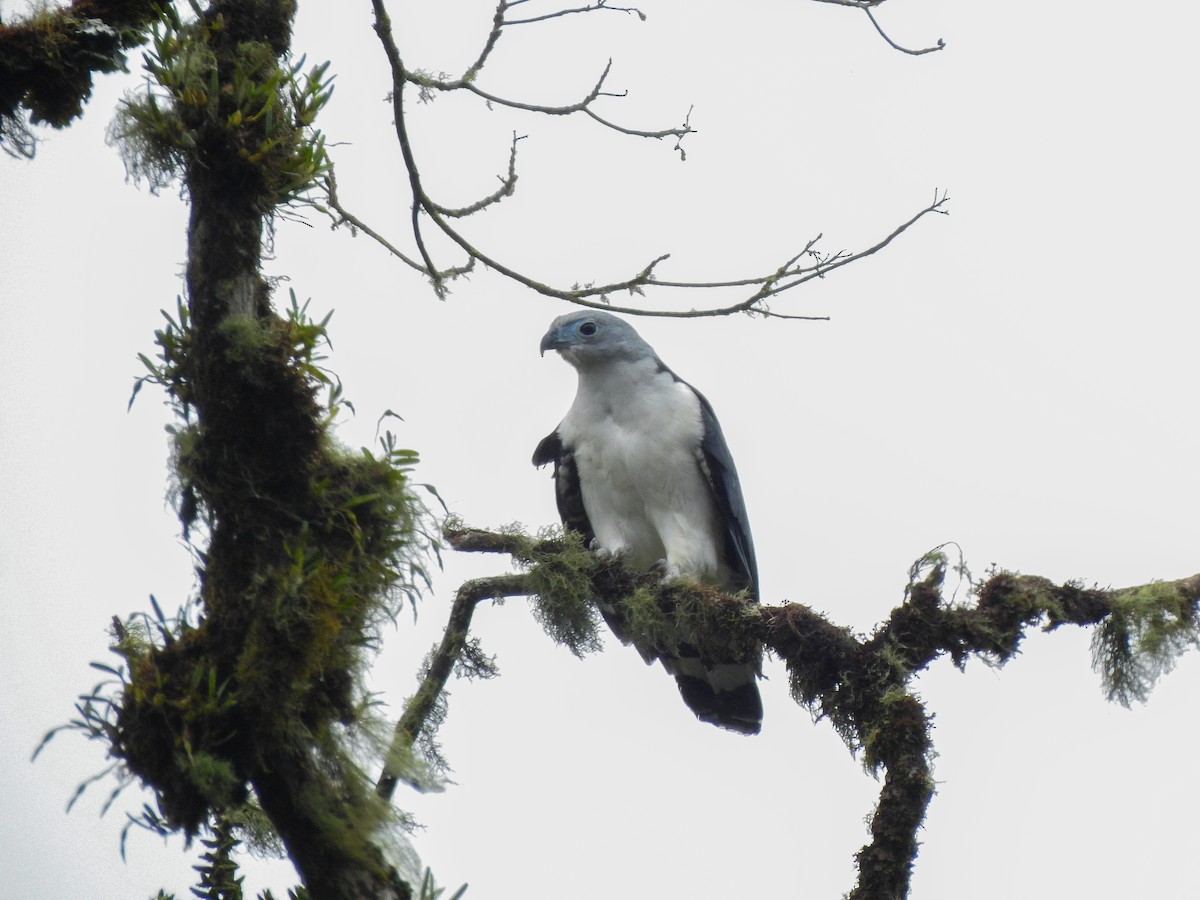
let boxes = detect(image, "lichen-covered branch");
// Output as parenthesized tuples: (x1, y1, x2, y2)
(426, 525, 1200, 899)
(427, 131, 521, 219)
(376, 572, 530, 802)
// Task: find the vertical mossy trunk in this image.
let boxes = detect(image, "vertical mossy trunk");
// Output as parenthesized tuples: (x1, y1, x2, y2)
(849, 694, 933, 900)
(175, 3, 410, 897)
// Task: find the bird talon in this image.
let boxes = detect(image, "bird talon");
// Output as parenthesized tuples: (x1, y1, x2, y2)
(590, 541, 624, 561)
(650, 558, 683, 581)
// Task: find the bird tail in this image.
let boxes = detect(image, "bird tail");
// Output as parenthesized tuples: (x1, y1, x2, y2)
(596, 600, 763, 734)
(664, 649, 763, 735)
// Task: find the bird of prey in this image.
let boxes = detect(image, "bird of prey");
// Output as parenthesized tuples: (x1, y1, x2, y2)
(533, 310, 763, 734)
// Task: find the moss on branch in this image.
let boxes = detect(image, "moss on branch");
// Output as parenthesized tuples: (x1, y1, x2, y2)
(439, 526, 1200, 900)
(53, 4, 421, 896)
(0, 0, 165, 152)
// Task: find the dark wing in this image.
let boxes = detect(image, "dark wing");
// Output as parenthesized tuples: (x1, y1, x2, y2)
(678, 386, 763, 734)
(691, 387, 759, 601)
(533, 430, 594, 545)
(535, 428, 645, 654)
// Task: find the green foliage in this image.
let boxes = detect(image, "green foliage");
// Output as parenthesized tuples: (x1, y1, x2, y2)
(146, 810, 306, 899)
(415, 869, 467, 900)
(129, 298, 190, 415)
(258, 889, 309, 900)
(57, 290, 438, 898)
(110, 5, 332, 203)
(1092, 581, 1200, 706)
(192, 817, 245, 900)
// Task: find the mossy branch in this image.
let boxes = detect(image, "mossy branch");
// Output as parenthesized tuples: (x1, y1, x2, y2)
(0, 0, 165, 156)
(376, 571, 529, 802)
(375, 524, 604, 800)
(53, 3, 425, 897)
(417, 525, 1200, 900)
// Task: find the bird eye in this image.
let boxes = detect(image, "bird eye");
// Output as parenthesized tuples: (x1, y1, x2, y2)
(579, 321, 598, 336)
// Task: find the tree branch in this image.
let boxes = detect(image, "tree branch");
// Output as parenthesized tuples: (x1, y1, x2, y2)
(423, 190, 947, 318)
(863, 7, 945, 56)
(376, 572, 532, 802)
(411, 57, 693, 144)
(506, 3, 647, 27)
(371, 0, 445, 296)
(463, 0, 648, 87)
(463, 0, 508, 82)
(807, 0, 945, 56)
(321, 172, 426, 273)
(417, 525, 1200, 899)
(0, 0, 164, 156)
(91, 4, 429, 895)
(426, 132, 522, 218)
(319, 171, 477, 282)
(359, 1, 948, 316)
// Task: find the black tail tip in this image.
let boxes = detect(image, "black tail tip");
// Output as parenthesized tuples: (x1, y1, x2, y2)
(676, 675, 763, 735)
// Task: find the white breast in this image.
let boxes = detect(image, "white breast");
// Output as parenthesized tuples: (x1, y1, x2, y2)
(559, 358, 722, 578)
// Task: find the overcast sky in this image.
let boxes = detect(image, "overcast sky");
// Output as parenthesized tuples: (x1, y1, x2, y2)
(2, 1, 1199, 898)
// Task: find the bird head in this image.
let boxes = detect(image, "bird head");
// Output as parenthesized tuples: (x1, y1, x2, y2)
(539, 311, 655, 367)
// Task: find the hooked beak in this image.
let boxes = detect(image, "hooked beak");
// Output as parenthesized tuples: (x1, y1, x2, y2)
(539, 328, 567, 357)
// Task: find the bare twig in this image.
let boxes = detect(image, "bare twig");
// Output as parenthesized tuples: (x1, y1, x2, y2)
(738, 189, 950, 309)
(808, 0, 945, 55)
(808, 0, 884, 7)
(371, 0, 444, 296)
(320, 173, 424, 272)
(319, 173, 476, 282)
(413, 59, 693, 144)
(465, 1, 646, 82)
(506, 2, 647, 26)
(427, 132, 522, 218)
(422, 190, 948, 318)
(362, 0, 948, 317)
(463, 0, 508, 82)
(864, 7, 945, 56)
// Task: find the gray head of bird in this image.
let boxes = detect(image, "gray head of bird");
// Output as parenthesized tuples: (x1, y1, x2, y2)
(539, 311, 656, 368)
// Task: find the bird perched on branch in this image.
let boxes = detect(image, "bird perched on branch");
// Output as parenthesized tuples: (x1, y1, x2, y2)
(533, 310, 762, 734)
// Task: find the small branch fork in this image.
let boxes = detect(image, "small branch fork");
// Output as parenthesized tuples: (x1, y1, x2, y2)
(380, 525, 1200, 899)
(329, 1, 949, 316)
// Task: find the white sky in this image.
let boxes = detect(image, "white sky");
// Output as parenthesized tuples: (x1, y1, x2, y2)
(2, 1, 1199, 898)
